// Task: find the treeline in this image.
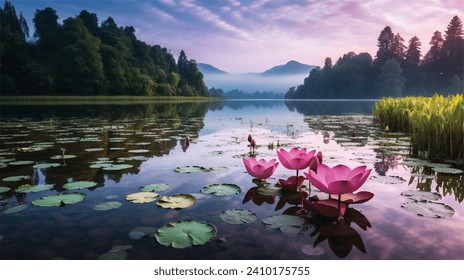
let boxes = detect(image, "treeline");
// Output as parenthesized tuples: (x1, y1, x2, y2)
(286, 16, 464, 99)
(208, 88, 284, 99)
(0, 1, 208, 96)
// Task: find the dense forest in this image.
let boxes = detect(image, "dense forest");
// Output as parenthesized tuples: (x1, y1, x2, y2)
(0, 1, 208, 96)
(208, 88, 284, 99)
(286, 15, 464, 99)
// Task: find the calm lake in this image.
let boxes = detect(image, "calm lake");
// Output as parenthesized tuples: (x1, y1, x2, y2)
(0, 100, 462, 260)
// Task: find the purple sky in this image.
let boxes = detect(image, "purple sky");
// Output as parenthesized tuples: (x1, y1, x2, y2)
(12, 0, 463, 73)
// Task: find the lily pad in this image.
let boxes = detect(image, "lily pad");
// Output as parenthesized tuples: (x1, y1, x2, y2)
(301, 245, 325, 256)
(174, 166, 205, 173)
(63, 181, 97, 190)
(139, 183, 171, 192)
(1, 204, 28, 214)
(97, 249, 127, 260)
(33, 162, 61, 169)
(128, 226, 156, 240)
(204, 167, 230, 174)
(16, 184, 54, 193)
(126, 192, 159, 203)
(432, 167, 463, 174)
(370, 175, 406, 184)
(102, 164, 133, 171)
(401, 190, 442, 201)
(410, 173, 435, 180)
(32, 193, 86, 207)
(257, 186, 282, 197)
(8, 160, 35, 166)
(155, 220, 216, 249)
(0, 186, 11, 194)
(219, 209, 258, 225)
(401, 201, 455, 218)
(105, 195, 118, 199)
(85, 148, 104, 152)
(50, 155, 76, 160)
(156, 194, 196, 209)
(2, 175, 30, 182)
(128, 149, 149, 153)
(93, 201, 122, 211)
(201, 184, 241, 196)
(263, 214, 305, 230)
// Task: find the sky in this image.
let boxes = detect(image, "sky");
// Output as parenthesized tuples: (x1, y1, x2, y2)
(10, 0, 463, 74)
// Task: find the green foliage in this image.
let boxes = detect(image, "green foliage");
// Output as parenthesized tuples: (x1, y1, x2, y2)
(0, 2, 207, 97)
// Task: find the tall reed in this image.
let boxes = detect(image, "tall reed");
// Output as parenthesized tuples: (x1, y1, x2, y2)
(373, 94, 463, 160)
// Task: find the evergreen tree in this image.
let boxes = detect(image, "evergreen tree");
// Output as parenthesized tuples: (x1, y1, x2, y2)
(441, 15, 464, 79)
(406, 36, 421, 66)
(375, 59, 405, 97)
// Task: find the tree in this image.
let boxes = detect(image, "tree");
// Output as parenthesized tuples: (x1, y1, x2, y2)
(77, 10, 99, 35)
(375, 59, 405, 97)
(374, 26, 395, 66)
(33, 7, 59, 46)
(405, 36, 421, 66)
(423, 31, 443, 64)
(392, 33, 406, 60)
(441, 15, 464, 79)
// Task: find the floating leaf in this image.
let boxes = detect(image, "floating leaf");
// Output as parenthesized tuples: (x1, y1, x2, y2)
(33, 162, 61, 169)
(401, 190, 442, 201)
(128, 149, 149, 153)
(174, 166, 205, 173)
(432, 167, 463, 174)
(0, 186, 11, 194)
(9, 160, 35, 166)
(32, 193, 86, 207)
(16, 184, 54, 193)
(105, 195, 118, 199)
(204, 167, 229, 174)
(85, 148, 104, 152)
(63, 181, 97, 190)
(2, 175, 30, 182)
(1, 204, 28, 214)
(50, 155, 76, 160)
(370, 175, 406, 184)
(410, 173, 435, 180)
(128, 226, 156, 240)
(93, 201, 122, 211)
(102, 164, 133, 171)
(97, 250, 127, 260)
(139, 183, 171, 192)
(263, 214, 305, 230)
(219, 209, 258, 225)
(89, 163, 113, 169)
(401, 201, 455, 218)
(157, 194, 196, 209)
(301, 245, 325, 256)
(257, 186, 282, 197)
(126, 192, 159, 203)
(201, 184, 241, 196)
(155, 220, 216, 249)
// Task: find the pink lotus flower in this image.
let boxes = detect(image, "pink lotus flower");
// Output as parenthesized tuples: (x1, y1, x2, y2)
(304, 164, 371, 195)
(276, 176, 305, 191)
(277, 147, 320, 171)
(242, 157, 279, 179)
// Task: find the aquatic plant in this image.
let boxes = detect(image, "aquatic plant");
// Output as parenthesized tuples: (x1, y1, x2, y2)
(242, 157, 279, 179)
(373, 94, 463, 160)
(276, 147, 320, 177)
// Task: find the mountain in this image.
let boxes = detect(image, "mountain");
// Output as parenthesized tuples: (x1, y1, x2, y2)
(198, 61, 318, 94)
(198, 63, 228, 75)
(261, 60, 315, 76)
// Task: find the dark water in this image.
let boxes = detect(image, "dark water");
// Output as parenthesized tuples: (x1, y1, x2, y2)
(0, 100, 462, 260)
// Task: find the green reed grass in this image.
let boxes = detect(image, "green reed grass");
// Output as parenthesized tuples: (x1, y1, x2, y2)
(373, 94, 463, 160)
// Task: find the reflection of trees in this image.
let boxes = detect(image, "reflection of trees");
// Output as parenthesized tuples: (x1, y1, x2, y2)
(0, 102, 209, 191)
(285, 100, 376, 115)
(409, 166, 463, 202)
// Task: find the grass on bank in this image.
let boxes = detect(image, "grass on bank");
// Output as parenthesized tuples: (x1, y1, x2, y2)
(0, 95, 221, 105)
(373, 93, 463, 160)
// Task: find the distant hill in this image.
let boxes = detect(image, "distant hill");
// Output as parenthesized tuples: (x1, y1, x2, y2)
(261, 60, 315, 76)
(198, 61, 318, 94)
(197, 63, 228, 75)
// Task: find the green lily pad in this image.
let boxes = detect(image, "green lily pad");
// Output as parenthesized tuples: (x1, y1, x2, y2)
(89, 163, 113, 169)
(16, 184, 54, 193)
(219, 209, 258, 225)
(155, 220, 216, 249)
(105, 195, 118, 199)
(156, 194, 196, 209)
(139, 183, 171, 192)
(401, 190, 442, 201)
(126, 192, 159, 203)
(102, 164, 133, 171)
(401, 201, 455, 218)
(432, 167, 463, 174)
(50, 155, 76, 160)
(97, 249, 127, 260)
(128, 226, 156, 240)
(174, 166, 205, 173)
(257, 186, 282, 197)
(2, 204, 28, 214)
(2, 175, 30, 182)
(263, 214, 305, 230)
(410, 173, 435, 179)
(204, 167, 230, 174)
(370, 175, 406, 184)
(93, 201, 122, 211)
(128, 149, 149, 153)
(63, 181, 97, 190)
(9, 160, 35, 166)
(32, 193, 86, 207)
(201, 184, 241, 196)
(85, 148, 104, 152)
(33, 162, 61, 169)
(0, 186, 11, 194)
